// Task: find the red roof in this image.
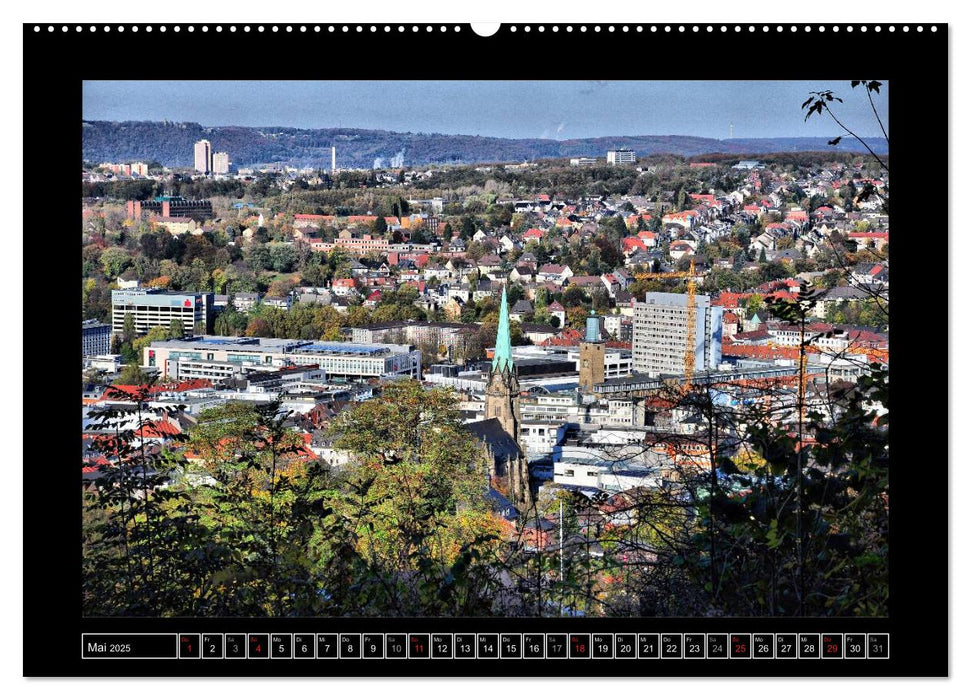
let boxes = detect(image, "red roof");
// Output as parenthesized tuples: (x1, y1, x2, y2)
(135, 420, 182, 439)
(713, 291, 751, 309)
(722, 343, 799, 361)
(101, 379, 212, 401)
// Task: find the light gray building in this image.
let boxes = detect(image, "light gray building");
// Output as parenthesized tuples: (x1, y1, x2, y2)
(632, 292, 723, 377)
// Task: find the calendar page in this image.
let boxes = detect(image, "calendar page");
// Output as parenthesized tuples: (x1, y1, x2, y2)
(22, 21, 946, 678)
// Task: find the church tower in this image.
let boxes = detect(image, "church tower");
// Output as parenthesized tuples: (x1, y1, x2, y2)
(578, 310, 606, 393)
(485, 285, 521, 438)
(483, 286, 531, 509)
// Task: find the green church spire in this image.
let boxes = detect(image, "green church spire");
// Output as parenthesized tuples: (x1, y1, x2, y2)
(492, 285, 514, 374)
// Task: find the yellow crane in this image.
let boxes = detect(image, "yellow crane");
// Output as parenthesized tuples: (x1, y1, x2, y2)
(634, 258, 699, 389)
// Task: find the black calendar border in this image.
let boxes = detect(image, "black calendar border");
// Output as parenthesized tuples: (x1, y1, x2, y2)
(23, 21, 948, 678)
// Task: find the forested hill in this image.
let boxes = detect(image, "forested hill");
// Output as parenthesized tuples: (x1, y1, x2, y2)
(82, 120, 889, 170)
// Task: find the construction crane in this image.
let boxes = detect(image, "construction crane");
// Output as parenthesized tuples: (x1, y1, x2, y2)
(634, 258, 699, 389)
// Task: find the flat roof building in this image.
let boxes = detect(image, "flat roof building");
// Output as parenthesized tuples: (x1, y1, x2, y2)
(632, 292, 723, 377)
(111, 288, 213, 338)
(82, 319, 111, 358)
(194, 139, 212, 174)
(126, 195, 213, 222)
(143, 335, 421, 383)
(607, 148, 636, 165)
(212, 151, 231, 174)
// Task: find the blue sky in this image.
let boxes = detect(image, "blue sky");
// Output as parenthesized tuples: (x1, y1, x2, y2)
(82, 80, 887, 140)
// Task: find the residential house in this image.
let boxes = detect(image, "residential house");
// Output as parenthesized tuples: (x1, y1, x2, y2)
(509, 299, 534, 323)
(233, 292, 261, 312)
(476, 254, 504, 276)
(331, 278, 358, 298)
(537, 264, 574, 286)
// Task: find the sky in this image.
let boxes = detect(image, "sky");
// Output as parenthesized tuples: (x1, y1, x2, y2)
(82, 80, 887, 141)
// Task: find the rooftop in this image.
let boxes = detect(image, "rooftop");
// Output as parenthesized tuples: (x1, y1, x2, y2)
(149, 335, 412, 357)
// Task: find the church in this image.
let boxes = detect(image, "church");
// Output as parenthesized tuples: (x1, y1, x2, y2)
(467, 286, 533, 513)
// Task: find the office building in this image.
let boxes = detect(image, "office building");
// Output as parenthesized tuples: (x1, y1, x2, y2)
(607, 148, 636, 165)
(111, 289, 213, 338)
(194, 139, 212, 174)
(143, 336, 421, 383)
(212, 151, 231, 174)
(632, 292, 723, 377)
(82, 319, 111, 358)
(126, 195, 213, 222)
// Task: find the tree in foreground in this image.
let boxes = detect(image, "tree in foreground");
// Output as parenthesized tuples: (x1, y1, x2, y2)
(325, 380, 510, 616)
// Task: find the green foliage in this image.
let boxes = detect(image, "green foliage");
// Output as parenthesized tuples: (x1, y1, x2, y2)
(323, 381, 509, 614)
(100, 246, 132, 278)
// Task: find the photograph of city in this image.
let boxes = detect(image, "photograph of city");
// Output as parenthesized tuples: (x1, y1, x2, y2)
(80, 80, 890, 619)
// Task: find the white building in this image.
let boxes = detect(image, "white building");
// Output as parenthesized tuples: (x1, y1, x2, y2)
(212, 151, 231, 174)
(632, 292, 723, 377)
(518, 421, 568, 460)
(111, 289, 212, 338)
(607, 148, 636, 165)
(144, 335, 421, 383)
(194, 139, 212, 174)
(551, 427, 669, 492)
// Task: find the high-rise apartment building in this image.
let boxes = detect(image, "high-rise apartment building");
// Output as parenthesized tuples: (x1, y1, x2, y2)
(194, 139, 212, 174)
(111, 289, 213, 338)
(632, 292, 723, 377)
(607, 148, 636, 165)
(212, 152, 231, 174)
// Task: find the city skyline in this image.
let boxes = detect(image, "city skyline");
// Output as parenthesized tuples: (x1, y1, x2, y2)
(82, 80, 888, 141)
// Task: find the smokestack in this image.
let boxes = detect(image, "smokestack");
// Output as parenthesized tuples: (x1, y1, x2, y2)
(331, 146, 337, 173)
